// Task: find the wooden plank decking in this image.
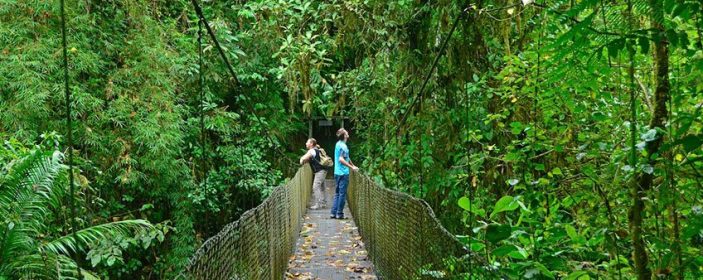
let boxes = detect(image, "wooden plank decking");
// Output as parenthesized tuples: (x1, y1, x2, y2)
(286, 179, 376, 280)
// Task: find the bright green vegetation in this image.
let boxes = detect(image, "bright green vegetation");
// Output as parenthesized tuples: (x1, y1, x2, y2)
(0, 142, 161, 279)
(1, 0, 702, 279)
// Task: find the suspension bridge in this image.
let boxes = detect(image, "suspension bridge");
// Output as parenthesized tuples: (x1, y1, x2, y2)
(55, 0, 486, 278)
(177, 167, 485, 279)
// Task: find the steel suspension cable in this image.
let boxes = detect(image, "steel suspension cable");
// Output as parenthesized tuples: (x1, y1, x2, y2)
(59, 0, 81, 276)
(596, 1, 623, 277)
(532, 3, 545, 261)
(668, 58, 680, 278)
(190, 0, 295, 168)
(379, 6, 469, 155)
(464, 55, 474, 280)
(395, 8, 466, 135)
(400, 6, 468, 275)
(374, 7, 467, 273)
(627, 0, 637, 211)
(198, 14, 206, 186)
(197, 11, 212, 234)
(190, 0, 240, 87)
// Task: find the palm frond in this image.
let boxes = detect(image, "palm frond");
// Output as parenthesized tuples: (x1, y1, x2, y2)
(4, 252, 99, 280)
(1, 150, 156, 279)
(0, 150, 65, 228)
(40, 220, 155, 256)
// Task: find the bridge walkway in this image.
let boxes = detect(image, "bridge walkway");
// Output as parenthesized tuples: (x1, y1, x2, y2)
(286, 179, 376, 280)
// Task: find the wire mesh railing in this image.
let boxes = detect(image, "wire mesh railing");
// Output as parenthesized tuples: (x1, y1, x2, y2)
(347, 172, 487, 279)
(178, 166, 312, 280)
(179, 167, 488, 279)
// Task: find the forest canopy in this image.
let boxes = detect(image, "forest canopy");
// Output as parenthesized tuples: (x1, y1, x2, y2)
(1, 0, 702, 279)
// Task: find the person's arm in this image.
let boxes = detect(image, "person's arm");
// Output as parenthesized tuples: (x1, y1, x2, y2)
(349, 159, 359, 171)
(299, 149, 314, 165)
(339, 154, 359, 171)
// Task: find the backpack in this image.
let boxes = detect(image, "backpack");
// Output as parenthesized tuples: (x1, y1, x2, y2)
(316, 148, 334, 168)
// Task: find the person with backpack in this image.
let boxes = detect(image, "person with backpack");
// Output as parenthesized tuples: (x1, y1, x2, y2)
(299, 138, 332, 210)
(331, 128, 359, 219)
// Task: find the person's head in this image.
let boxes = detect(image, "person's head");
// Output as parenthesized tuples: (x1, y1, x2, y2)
(305, 138, 317, 149)
(336, 128, 349, 142)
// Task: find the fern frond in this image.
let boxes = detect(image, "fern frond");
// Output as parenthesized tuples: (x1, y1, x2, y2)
(3, 252, 98, 280)
(1, 150, 66, 237)
(40, 220, 154, 256)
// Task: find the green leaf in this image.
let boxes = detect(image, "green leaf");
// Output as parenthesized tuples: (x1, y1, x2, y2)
(551, 167, 563, 176)
(91, 255, 101, 267)
(492, 244, 518, 257)
(565, 271, 590, 280)
(458, 196, 471, 210)
(638, 36, 650, 54)
(666, 29, 679, 47)
(458, 196, 485, 217)
(490, 196, 520, 218)
(672, 4, 686, 19)
(534, 163, 545, 171)
(641, 129, 657, 142)
(485, 224, 512, 243)
(678, 134, 703, 152)
(532, 262, 555, 279)
(510, 122, 524, 135)
(664, 0, 676, 14)
(566, 224, 586, 244)
(469, 240, 485, 252)
(565, 224, 578, 240)
(607, 38, 625, 58)
(507, 245, 528, 259)
(591, 112, 607, 122)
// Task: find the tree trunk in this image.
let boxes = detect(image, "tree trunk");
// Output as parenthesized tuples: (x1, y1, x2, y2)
(670, 199, 683, 279)
(628, 2, 670, 278)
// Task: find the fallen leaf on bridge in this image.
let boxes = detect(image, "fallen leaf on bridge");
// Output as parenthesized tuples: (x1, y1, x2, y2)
(286, 182, 375, 278)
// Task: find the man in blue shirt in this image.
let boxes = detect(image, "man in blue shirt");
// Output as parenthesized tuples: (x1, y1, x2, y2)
(331, 128, 359, 219)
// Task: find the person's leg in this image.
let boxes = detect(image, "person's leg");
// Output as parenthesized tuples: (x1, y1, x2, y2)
(310, 172, 322, 210)
(331, 175, 341, 217)
(320, 170, 327, 207)
(336, 174, 349, 218)
(311, 171, 324, 209)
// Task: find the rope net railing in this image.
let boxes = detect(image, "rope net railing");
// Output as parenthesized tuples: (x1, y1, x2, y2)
(179, 166, 312, 280)
(347, 172, 488, 279)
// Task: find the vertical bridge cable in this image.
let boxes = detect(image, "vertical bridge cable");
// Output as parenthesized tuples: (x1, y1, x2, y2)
(465, 64, 473, 279)
(394, 7, 465, 135)
(197, 10, 211, 234)
(59, 0, 81, 277)
(533, 3, 544, 261)
(368, 5, 468, 276)
(198, 14, 206, 186)
(378, 6, 469, 155)
(405, 6, 467, 276)
(190, 0, 295, 169)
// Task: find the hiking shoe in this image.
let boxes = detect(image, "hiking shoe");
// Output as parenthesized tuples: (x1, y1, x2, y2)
(336, 215, 346, 220)
(329, 215, 337, 219)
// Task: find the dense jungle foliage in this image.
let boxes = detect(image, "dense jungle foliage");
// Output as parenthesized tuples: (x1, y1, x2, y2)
(1, 0, 702, 279)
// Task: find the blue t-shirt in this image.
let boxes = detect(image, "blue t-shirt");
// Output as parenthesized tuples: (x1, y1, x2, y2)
(334, 141, 350, 175)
